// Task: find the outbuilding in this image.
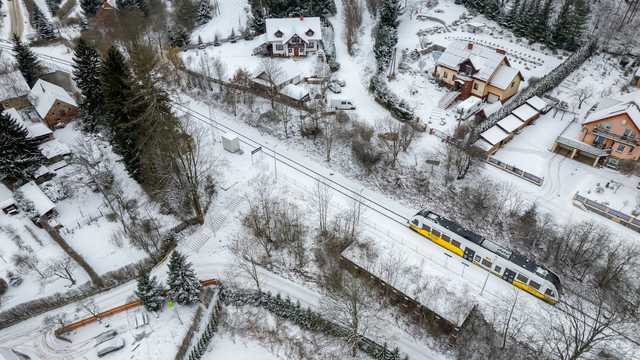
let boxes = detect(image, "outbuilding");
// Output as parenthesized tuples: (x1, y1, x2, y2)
(15, 181, 56, 222)
(0, 71, 31, 109)
(526, 96, 551, 114)
(29, 79, 79, 129)
(497, 114, 525, 133)
(479, 125, 512, 154)
(511, 103, 539, 125)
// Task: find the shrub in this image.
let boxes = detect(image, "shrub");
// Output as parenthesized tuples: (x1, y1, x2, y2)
(0, 278, 8, 297)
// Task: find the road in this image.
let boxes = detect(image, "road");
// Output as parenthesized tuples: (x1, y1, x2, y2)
(8, 0, 24, 37)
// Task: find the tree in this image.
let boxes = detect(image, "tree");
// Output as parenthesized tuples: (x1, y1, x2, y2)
(46, 256, 77, 286)
(80, 0, 102, 17)
(313, 181, 332, 234)
(551, 0, 575, 49)
(167, 251, 201, 305)
(531, 0, 552, 43)
(373, 25, 397, 70)
(12, 33, 43, 87)
(379, 0, 400, 28)
(258, 58, 284, 109)
(12, 252, 49, 279)
(376, 117, 402, 168)
(196, 0, 212, 25)
(173, 0, 197, 33)
(343, 0, 363, 55)
(72, 39, 105, 132)
(572, 86, 594, 109)
(135, 271, 165, 311)
(31, 6, 55, 39)
(0, 111, 44, 182)
(229, 234, 262, 291)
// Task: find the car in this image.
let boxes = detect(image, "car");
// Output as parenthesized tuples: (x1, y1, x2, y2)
(198, 43, 206, 49)
(328, 82, 342, 94)
(95, 330, 118, 347)
(97, 338, 125, 358)
(329, 99, 356, 111)
(637, 182, 640, 190)
(333, 78, 346, 87)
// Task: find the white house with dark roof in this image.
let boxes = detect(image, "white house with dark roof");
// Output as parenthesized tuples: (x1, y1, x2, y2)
(434, 40, 523, 103)
(264, 17, 322, 57)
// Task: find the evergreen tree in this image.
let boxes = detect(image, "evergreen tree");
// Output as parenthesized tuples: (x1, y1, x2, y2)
(0, 111, 44, 182)
(379, 0, 400, 28)
(116, 0, 136, 9)
(167, 251, 201, 305)
(565, 0, 589, 51)
(12, 34, 43, 87)
(483, 0, 500, 20)
(504, 0, 521, 28)
(46, 0, 63, 15)
(174, 0, 198, 33)
(31, 6, 55, 39)
(512, 0, 529, 37)
(135, 271, 165, 312)
(101, 46, 142, 181)
(305, 0, 336, 17)
(72, 39, 104, 132)
(533, 0, 552, 43)
(373, 25, 397, 70)
(80, 0, 102, 17)
(249, 6, 266, 34)
(196, 0, 212, 25)
(551, 0, 574, 49)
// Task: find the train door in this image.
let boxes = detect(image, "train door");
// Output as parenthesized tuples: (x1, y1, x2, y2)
(502, 268, 516, 283)
(463, 247, 475, 262)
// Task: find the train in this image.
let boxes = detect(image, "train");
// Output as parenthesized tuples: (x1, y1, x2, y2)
(408, 209, 561, 304)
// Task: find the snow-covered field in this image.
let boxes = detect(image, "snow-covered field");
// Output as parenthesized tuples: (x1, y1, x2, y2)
(191, 0, 250, 43)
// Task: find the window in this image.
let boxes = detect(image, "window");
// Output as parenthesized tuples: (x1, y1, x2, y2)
(481, 258, 492, 268)
(451, 239, 461, 248)
(442, 234, 451, 242)
(421, 224, 431, 232)
(275, 30, 283, 38)
(616, 144, 625, 153)
(306, 29, 315, 36)
(510, 80, 516, 88)
(308, 41, 314, 48)
(545, 289, 555, 297)
(516, 274, 529, 284)
(275, 44, 283, 50)
(432, 229, 441, 237)
(529, 281, 541, 290)
(473, 82, 479, 90)
(474, 255, 481, 263)
(494, 265, 502, 273)
(629, 146, 635, 154)
(412, 219, 419, 226)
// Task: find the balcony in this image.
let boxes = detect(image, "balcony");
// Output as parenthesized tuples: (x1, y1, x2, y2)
(592, 127, 639, 146)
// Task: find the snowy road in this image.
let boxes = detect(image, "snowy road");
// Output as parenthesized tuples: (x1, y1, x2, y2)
(8, 0, 24, 37)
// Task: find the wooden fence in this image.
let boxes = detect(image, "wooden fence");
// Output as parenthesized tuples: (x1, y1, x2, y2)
(573, 193, 640, 233)
(485, 157, 544, 186)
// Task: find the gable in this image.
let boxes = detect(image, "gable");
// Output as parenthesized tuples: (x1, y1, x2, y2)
(584, 113, 640, 132)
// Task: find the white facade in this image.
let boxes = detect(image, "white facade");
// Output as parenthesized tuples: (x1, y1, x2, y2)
(265, 17, 322, 57)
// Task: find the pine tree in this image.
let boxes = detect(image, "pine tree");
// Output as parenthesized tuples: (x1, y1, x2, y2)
(31, 5, 55, 39)
(533, 0, 552, 43)
(373, 25, 397, 70)
(196, 0, 212, 25)
(551, 0, 574, 49)
(135, 0, 149, 15)
(80, 0, 102, 17)
(483, 0, 500, 20)
(174, 0, 197, 33)
(12, 33, 43, 87)
(305, 0, 336, 16)
(565, 0, 589, 51)
(135, 271, 165, 312)
(0, 110, 44, 182)
(249, 5, 266, 34)
(379, 0, 400, 28)
(72, 39, 104, 133)
(167, 251, 201, 305)
(513, 0, 529, 37)
(503, 0, 521, 28)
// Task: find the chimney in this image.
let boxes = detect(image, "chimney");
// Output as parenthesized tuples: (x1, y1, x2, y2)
(467, 42, 473, 50)
(300, 15, 304, 21)
(495, 48, 506, 55)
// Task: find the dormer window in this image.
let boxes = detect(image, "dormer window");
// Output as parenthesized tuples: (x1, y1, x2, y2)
(305, 29, 314, 37)
(275, 30, 283, 38)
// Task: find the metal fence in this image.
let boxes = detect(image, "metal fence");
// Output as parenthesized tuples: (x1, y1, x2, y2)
(573, 193, 640, 233)
(485, 157, 544, 186)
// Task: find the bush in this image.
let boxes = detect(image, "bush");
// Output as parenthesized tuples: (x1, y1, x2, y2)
(351, 122, 381, 169)
(369, 75, 414, 121)
(0, 278, 8, 297)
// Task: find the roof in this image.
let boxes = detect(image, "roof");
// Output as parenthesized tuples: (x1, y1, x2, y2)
(489, 64, 521, 90)
(281, 84, 309, 101)
(511, 103, 539, 121)
(29, 79, 78, 119)
(497, 114, 525, 133)
(456, 96, 482, 112)
(16, 181, 55, 217)
(265, 17, 322, 44)
(437, 40, 506, 81)
(0, 184, 15, 210)
(480, 125, 510, 145)
(2, 108, 53, 139)
(473, 138, 494, 151)
(38, 139, 71, 160)
(480, 101, 502, 117)
(0, 71, 30, 101)
(584, 92, 640, 130)
(526, 96, 549, 112)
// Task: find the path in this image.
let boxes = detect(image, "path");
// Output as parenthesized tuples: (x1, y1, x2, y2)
(8, 0, 24, 37)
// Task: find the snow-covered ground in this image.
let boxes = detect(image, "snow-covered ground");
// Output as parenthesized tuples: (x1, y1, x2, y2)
(191, 0, 249, 43)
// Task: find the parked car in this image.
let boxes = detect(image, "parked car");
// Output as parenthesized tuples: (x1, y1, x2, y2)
(95, 330, 118, 347)
(329, 99, 356, 111)
(328, 82, 342, 94)
(97, 338, 125, 358)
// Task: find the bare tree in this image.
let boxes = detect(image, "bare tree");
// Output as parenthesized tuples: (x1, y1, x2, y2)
(229, 234, 262, 291)
(343, 0, 364, 55)
(46, 256, 77, 286)
(12, 252, 49, 280)
(376, 117, 402, 168)
(312, 181, 332, 234)
(440, 125, 483, 182)
(572, 86, 594, 109)
(259, 58, 285, 109)
(321, 115, 339, 161)
(77, 299, 103, 324)
(399, 122, 416, 152)
(274, 103, 293, 137)
(211, 56, 227, 92)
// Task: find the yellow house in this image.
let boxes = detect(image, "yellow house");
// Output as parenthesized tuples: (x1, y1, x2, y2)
(434, 41, 523, 103)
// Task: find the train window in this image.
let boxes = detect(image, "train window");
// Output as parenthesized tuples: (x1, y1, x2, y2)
(529, 281, 541, 290)
(481, 258, 492, 268)
(412, 219, 419, 226)
(474, 255, 481, 263)
(421, 224, 431, 232)
(545, 289, 555, 297)
(516, 274, 529, 284)
(442, 234, 451, 242)
(451, 239, 461, 248)
(432, 229, 441, 237)
(494, 265, 502, 273)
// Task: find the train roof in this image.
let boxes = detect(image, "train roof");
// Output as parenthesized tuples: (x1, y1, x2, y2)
(419, 210, 485, 246)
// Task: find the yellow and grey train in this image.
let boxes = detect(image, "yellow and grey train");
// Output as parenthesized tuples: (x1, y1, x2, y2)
(409, 209, 561, 304)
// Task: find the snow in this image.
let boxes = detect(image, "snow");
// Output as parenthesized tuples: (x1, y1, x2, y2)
(455, 96, 481, 113)
(480, 125, 510, 145)
(583, 92, 640, 128)
(191, 0, 249, 43)
(497, 114, 524, 133)
(16, 181, 55, 216)
(38, 139, 71, 160)
(265, 17, 322, 43)
(28, 79, 77, 119)
(0, 183, 15, 209)
(0, 71, 30, 101)
(3, 108, 53, 139)
(205, 335, 282, 360)
(436, 40, 506, 82)
(511, 103, 539, 122)
(480, 100, 502, 117)
(488, 64, 520, 90)
(280, 83, 308, 101)
(526, 95, 549, 112)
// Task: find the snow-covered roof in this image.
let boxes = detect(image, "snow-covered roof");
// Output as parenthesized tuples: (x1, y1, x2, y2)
(33, 165, 52, 178)
(29, 79, 78, 119)
(38, 139, 71, 160)
(2, 108, 53, 139)
(480, 101, 502, 117)
(265, 17, 322, 44)
(0, 184, 15, 210)
(456, 96, 481, 112)
(584, 92, 640, 130)
(281, 84, 309, 101)
(511, 104, 539, 122)
(489, 64, 521, 90)
(473, 138, 494, 151)
(480, 125, 510, 145)
(437, 40, 506, 81)
(16, 181, 55, 217)
(497, 114, 525, 133)
(467, 22, 486, 28)
(526, 96, 548, 112)
(0, 71, 30, 101)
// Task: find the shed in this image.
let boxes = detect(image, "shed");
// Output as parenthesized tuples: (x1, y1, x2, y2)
(479, 125, 512, 154)
(281, 83, 310, 102)
(16, 181, 55, 219)
(475, 101, 502, 121)
(511, 103, 539, 124)
(0, 184, 17, 215)
(456, 96, 482, 119)
(3, 108, 53, 143)
(526, 96, 551, 114)
(497, 114, 525, 133)
(0, 71, 31, 109)
(221, 133, 241, 153)
(38, 139, 72, 164)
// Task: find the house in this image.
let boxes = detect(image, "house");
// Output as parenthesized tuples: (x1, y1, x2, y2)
(434, 41, 524, 103)
(15, 181, 56, 223)
(0, 71, 31, 109)
(38, 139, 72, 164)
(264, 17, 323, 57)
(40, 70, 77, 96)
(552, 92, 640, 167)
(466, 22, 487, 34)
(281, 84, 310, 103)
(3, 108, 53, 144)
(29, 79, 79, 129)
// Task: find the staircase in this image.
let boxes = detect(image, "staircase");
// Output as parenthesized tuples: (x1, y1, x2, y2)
(186, 196, 245, 253)
(438, 91, 460, 109)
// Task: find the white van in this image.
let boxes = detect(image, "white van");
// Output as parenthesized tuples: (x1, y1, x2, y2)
(455, 96, 483, 120)
(329, 99, 356, 111)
